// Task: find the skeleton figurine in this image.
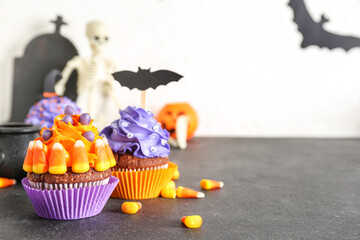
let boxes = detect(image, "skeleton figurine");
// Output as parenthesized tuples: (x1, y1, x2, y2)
(55, 21, 121, 128)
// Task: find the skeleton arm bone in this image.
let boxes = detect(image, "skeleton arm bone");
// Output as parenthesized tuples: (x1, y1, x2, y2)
(101, 59, 122, 108)
(54, 56, 80, 96)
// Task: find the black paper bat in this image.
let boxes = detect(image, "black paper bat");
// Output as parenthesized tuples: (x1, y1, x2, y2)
(288, 0, 360, 51)
(112, 67, 183, 91)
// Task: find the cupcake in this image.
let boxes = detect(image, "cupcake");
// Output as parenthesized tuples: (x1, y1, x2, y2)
(22, 105, 118, 220)
(25, 69, 81, 128)
(25, 96, 81, 128)
(100, 106, 178, 199)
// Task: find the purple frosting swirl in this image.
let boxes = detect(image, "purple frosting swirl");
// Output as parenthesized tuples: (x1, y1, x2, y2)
(100, 106, 170, 158)
(25, 96, 81, 128)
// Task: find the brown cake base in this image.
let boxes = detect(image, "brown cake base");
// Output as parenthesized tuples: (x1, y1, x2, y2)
(27, 167, 111, 184)
(112, 152, 169, 170)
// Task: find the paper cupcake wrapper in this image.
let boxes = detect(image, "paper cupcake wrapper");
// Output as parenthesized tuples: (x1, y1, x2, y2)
(111, 162, 178, 199)
(28, 177, 110, 190)
(111, 163, 169, 172)
(22, 176, 119, 220)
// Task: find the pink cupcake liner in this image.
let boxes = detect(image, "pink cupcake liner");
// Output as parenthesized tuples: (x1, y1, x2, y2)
(22, 176, 119, 220)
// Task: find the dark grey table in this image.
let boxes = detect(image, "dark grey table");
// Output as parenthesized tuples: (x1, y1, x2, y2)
(1, 138, 360, 239)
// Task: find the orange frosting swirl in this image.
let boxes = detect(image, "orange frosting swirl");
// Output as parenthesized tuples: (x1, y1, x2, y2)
(37, 114, 100, 167)
(23, 114, 116, 174)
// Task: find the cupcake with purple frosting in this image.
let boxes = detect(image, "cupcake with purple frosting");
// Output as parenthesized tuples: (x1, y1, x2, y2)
(25, 69, 81, 128)
(101, 106, 178, 199)
(25, 97, 81, 128)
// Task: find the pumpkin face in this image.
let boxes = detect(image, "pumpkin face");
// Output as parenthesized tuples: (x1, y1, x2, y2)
(156, 103, 198, 140)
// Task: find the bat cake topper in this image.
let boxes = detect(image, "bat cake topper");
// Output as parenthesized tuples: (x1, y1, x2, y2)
(112, 67, 183, 109)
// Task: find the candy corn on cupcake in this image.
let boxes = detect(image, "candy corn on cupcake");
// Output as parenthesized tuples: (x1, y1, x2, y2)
(21, 105, 119, 220)
(100, 106, 178, 199)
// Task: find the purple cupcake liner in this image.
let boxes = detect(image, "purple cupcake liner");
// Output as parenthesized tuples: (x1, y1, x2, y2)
(22, 176, 119, 220)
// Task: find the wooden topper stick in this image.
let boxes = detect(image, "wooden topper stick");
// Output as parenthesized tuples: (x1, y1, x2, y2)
(141, 90, 147, 109)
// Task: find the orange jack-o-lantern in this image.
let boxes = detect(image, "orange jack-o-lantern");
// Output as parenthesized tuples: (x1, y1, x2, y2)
(156, 103, 198, 140)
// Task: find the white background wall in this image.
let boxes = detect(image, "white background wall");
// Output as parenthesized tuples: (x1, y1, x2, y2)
(1, 0, 360, 137)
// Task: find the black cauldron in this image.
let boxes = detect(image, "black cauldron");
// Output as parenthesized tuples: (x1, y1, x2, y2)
(0, 123, 41, 180)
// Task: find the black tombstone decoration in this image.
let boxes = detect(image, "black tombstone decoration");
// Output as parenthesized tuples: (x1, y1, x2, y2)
(288, 0, 360, 51)
(11, 16, 78, 122)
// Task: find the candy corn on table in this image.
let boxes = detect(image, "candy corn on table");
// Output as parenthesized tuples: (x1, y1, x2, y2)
(1, 138, 359, 239)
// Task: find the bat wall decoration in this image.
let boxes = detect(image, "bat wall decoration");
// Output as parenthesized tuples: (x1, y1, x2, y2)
(288, 0, 360, 51)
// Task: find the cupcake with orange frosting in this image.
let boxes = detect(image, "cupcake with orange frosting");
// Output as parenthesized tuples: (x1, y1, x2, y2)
(100, 106, 178, 199)
(21, 105, 119, 220)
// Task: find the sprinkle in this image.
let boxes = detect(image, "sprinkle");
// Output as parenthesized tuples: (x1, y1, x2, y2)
(153, 125, 159, 131)
(122, 121, 128, 127)
(161, 139, 167, 145)
(121, 202, 142, 214)
(127, 133, 133, 138)
(181, 215, 203, 228)
(150, 147, 156, 152)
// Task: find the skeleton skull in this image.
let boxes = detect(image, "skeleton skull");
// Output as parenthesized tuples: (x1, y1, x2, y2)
(86, 21, 109, 54)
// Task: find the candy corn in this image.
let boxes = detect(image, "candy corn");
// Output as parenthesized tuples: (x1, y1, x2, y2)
(200, 179, 224, 190)
(65, 150, 71, 167)
(0, 177, 16, 188)
(49, 143, 67, 174)
(166, 180, 176, 189)
(172, 170, 180, 180)
(103, 138, 116, 167)
(23, 141, 34, 172)
(33, 140, 48, 174)
(181, 215, 203, 228)
(121, 202, 142, 214)
(161, 188, 176, 199)
(72, 140, 90, 173)
(94, 139, 111, 171)
(176, 186, 205, 198)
